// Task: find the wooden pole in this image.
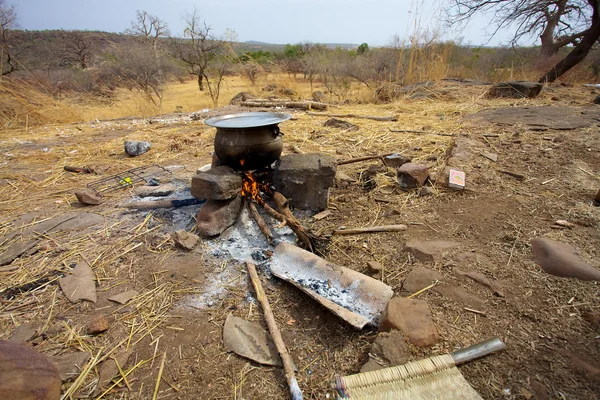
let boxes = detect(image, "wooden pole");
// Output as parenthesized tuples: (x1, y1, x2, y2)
(246, 262, 303, 400)
(337, 153, 394, 166)
(246, 198, 273, 244)
(333, 224, 408, 235)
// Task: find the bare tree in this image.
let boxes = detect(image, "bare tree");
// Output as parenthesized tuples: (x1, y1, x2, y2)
(447, 0, 593, 58)
(173, 9, 223, 91)
(0, 0, 17, 76)
(126, 10, 169, 56)
(58, 31, 92, 69)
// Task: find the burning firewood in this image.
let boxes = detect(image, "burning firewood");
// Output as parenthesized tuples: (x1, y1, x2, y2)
(246, 199, 274, 244)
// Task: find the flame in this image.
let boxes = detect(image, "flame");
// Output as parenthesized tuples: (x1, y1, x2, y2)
(241, 172, 260, 200)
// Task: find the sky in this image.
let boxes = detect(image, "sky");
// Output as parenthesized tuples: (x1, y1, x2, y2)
(11, 0, 516, 47)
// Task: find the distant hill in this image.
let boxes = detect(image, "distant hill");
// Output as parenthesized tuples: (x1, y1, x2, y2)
(243, 40, 359, 51)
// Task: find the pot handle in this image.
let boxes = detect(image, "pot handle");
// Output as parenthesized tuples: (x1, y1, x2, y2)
(270, 125, 283, 137)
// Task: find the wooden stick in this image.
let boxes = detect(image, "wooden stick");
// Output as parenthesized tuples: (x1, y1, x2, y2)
(241, 100, 327, 110)
(337, 153, 394, 166)
(290, 145, 304, 154)
(121, 198, 204, 210)
(64, 165, 94, 174)
(256, 197, 286, 222)
(497, 169, 525, 181)
(246, 198, 273, 244)
(306, 111, 398, 121)
(272, 192, 315, 252)
(247, 262, 303, 400)
(389, 128, 455, 137)
(333, 224, 408, 235)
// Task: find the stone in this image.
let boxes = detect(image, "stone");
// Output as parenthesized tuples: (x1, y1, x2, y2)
(312, 90, 326, 102)
(134, 183, 176, 198)
(404, 240, 458, 263)
(108, 289, 138, 304)
(74, 189, 102, 205)
(397, 163, 429, 189)
(87, 314, 110, 335)
(383, 153, 412, 168)
(454, 268, 504, 297)
(272, 154, 337, 211)
(419, 186, 435, 197)
(58, 261, 97, 303)
(402, 266, 442, 292)
(124, 140, 151, 156)
(50, 351, 91, 381)
(8, 323, 38, 345)
(594, 187, 600, 204)
(95, 349, 133, 394)
(487, 81, 543, 99)
(336, 171, 357, 184)
(223, 315, 283, 367)
(360, 359, 386, 373)
(594, 94, 600, 105)
(380, 298, 439, 347)
(278, 87, 297, 97)
(171, 230, 200, 250)
(262, 84, 278, 92)
(367, 261, 383, 273)
(191, 166, 242, 200)
(196, 195, 243, 237)
(323, 118, 359, 131)
(371, 330, 410, 366)
(229, 91, 255, 105)
(531, 238, 600, 281)
(0, 340, 62, 399)
(480, 151, 498, 162)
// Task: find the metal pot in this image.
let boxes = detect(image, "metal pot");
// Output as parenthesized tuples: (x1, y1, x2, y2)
(205, 112, 290, 170)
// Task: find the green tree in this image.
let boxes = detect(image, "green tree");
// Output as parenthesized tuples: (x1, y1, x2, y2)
(357, 42, 369, 55)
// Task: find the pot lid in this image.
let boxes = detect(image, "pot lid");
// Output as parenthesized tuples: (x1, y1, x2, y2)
(204, 112, 291, 129)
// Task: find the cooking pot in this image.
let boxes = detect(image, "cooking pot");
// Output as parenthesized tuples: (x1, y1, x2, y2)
(205, 112, 290, 170)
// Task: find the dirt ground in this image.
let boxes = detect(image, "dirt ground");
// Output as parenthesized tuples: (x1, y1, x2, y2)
(1, 81, 599, 399)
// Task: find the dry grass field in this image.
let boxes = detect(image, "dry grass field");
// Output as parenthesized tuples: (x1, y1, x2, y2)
(0, 74, 599, 399)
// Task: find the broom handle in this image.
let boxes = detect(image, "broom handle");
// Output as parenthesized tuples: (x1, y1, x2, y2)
(247, 262, 303, 400)
(450, 337, 505, 365)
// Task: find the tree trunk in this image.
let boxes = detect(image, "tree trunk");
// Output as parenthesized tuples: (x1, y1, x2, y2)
(539, 1, 600, 83)
(197, 73, 204, 91)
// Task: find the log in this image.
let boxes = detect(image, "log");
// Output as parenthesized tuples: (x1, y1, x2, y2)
(64, 165, 94, 174)
(241, 100, 327, 111)
(246, 199, 273, 244)
(333, 224, 408, 235)
(337, 153, 394, 166)
(121, 198, 204, 210)
(306, 111, 398, 122)
(246, 262, 303, 400)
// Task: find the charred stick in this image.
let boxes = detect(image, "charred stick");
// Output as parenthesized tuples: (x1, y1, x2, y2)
(256, 196, 286, 222)
(333, 224, 408, 235)
(64, 165, 94, 174)
(246, 262, 303, 400)
(337, 153, 394, 166)
(272, 192, 315, 252)
(246, 198, 274, 244)
(121, 198, 204, 210)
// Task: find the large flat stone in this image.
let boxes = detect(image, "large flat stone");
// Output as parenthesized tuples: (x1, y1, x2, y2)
(191, 166, 241, 200)
(380, 298, 439, 347)
(403, 240, 458, 263)
(487, 81, 542, 99)
(196, 195, 243, 237)
(531, 238, 600, 281)
(272, 153, 336, 211)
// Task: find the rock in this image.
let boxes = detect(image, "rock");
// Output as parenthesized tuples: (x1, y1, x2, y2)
(312, 91, 326, 102)
(171, 230, 200, 250)
(278, 87, 297, 97)
(383, 153, 412, 168)
(87, 314, 110, 335)
(134, 183, 176, 198)
(530, 381, 549, 400)
(74, 189, 102, 205)
(582, 311, 600, 328)
(594, 187, 600, 204)
(360, 359, 386, 373)
(404, 240, 458, 263)
(50, 351, 91, 381)
(419, 186, 435, 197)
(196, 195, 243, 237)
(367, 261, 383, 273)
(95, 349, 132, 393)
(397, 163, 429, 189)
(0, 340, 62, 399)
(487, 81, 543, 99)
(272, 154, 337, 211)
(124, 140, 151, 156)
(108, 289, 138, 305)
(594, 94, 600, 105)
(8, 323, 38, 345)
(191, 166, 242, 200)
(58, 260, 97, 303)
(454, 268, 504, 297)
(531, 238, 600, 281)
(336, 171, 357, 184)
(371, 330, 410, 366)
(229, 91, 255, 105)
(262, 84, 278, 92)
(402, 266, 442, 292)
(323, 118, 358, 131)
(223, 315, 284, 367)
(380, 298, 439, 347)
(480, 151, 498, 162)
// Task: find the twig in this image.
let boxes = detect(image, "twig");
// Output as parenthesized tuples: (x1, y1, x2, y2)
(152, 352, 167, 400)
(408, 281, 438, 298)
(247, 262, 302, 400)
(306, 111, 398, 121)
(389, 128, 455, 137)
(337, 153, 394, 166)
(464, 307, 487, 316)
(291, 145, 304, 154)
(506, 229, 521, 267)
(497, 169, 525, 181)
(333, 224, 408, 235)
(272, 191, 318, 252)
(64, 166, 94, 174)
